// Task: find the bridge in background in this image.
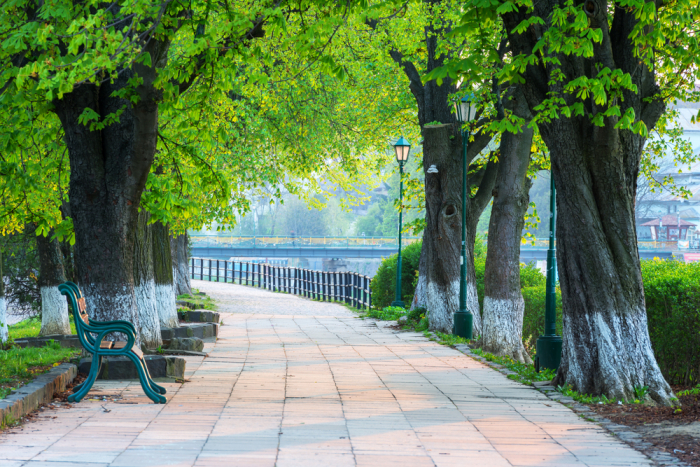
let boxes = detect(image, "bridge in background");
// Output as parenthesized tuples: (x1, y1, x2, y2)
(191, 235, 682, 261)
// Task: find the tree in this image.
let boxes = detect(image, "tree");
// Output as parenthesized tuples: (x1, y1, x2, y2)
(366, 1, 498, 334)
(481, 90, 534, 362)
(444, 0, 700, 403)
(153, 221, 178, 328)
(34, 229, 70, 336)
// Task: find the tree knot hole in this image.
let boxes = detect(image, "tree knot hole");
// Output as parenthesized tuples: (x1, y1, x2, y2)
(443, 204, 458, 218)
(584, 0, 599, 17)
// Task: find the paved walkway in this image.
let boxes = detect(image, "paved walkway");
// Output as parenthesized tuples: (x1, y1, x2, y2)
(0, 280, 652, 466)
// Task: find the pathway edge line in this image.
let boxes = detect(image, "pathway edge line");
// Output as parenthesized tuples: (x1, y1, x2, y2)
(0, 363, 77, 426)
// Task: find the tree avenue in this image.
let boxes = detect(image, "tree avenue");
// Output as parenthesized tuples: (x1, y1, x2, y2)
(434, 0, 700, 403)
(0, 0, 412, 344)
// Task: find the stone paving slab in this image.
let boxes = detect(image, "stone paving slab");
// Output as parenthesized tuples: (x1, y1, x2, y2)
(0, 280, 654, 466)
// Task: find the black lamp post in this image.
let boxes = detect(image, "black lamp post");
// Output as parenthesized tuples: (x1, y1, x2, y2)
(391, 136, 411, 308)
(453, 94, 478, 339)
(536, 174, 562, 372)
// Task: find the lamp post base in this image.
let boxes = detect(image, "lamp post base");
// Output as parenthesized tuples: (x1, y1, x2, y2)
(453, 310, 473, 339)
(535, 335, 563, 373)
(391, 300, 405, 308)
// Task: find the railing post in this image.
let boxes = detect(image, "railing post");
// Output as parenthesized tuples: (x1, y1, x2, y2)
(246, 262, 250, 286)
(191, 257, 194, 280)
(216, 260, 220, 282)
(200, 258, 204, 280)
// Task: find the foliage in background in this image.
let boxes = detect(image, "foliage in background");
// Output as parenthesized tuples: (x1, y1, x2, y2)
(0, 232, 40, 317)
(370, 241, 422, 308)
(642, 259, 700, 386)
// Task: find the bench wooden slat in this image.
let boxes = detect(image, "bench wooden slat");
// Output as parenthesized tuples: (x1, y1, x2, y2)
(99, 341, 113, 350)
(112, 341, 144, 359)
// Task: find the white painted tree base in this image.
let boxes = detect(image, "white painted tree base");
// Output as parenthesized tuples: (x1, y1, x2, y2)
(155, 283, 178, 328)
(423, 280, 481, 335)
(560, 306, 674, 404)
(135, 281, 163, 349)
(40, 286, 71, 336)
(481, 296, 531, 363)
(0, 297, 8, 343)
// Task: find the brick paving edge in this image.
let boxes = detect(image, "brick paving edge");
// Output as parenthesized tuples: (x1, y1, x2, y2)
(449, 342, 688, 467)
(0, 363, 77, 425)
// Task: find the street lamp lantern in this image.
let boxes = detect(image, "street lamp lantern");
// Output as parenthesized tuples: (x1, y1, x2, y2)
(394, 136, 411, 164)
(391, 136, 411, 308)
(455, 93, 478, 124)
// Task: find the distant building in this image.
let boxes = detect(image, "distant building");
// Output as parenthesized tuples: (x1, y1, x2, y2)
(636, 107, 700, 241)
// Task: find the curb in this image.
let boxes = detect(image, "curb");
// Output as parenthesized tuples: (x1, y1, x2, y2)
(0, 363, 77, 426)
(452, 344, 688, 467)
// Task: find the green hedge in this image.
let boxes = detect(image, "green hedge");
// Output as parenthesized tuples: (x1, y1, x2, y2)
(370, 241, 422, 309)
(642, 259, 700, 386)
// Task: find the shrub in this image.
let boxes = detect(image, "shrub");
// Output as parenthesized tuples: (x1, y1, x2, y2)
(370, 241, 422, 308)
(641, 259, 700, 386)
(521, 285, 563, 351)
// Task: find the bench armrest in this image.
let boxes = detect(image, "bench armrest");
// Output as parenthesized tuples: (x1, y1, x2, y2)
(88, 319, 137, 334)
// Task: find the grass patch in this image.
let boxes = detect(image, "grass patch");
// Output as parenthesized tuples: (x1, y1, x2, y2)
(177, 290, 217, 311)
(470, 348, 555, 385)
(366, 306, 406, 321)
(9, 315, 77, 340)
(1, 341, 80, 400)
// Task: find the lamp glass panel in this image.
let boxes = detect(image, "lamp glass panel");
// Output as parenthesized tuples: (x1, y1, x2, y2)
(396, 145, 410, 162)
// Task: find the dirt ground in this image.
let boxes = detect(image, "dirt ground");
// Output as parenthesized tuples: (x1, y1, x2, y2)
(590, 388, 700, 466)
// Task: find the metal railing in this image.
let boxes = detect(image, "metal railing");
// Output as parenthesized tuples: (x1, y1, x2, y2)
(189, 235, 421, 249)
(189, 257, 372, 309)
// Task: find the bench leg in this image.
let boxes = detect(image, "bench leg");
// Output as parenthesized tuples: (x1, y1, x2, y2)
(131, 355, 167, 395)
(126, 354, 166, 404)
(72, 355, 104, 393)
(69, 354, 101, 403)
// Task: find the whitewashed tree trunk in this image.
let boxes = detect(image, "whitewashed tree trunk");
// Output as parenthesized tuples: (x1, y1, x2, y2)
(35, 229, 71, 336)
(153, 222, 178, 328)
(133, 211, 162, 349)
(482, 297, 531, 363)
(171, 233, 191, 296)
(481, 92, 533, 363)
(40, 287, 70, 336)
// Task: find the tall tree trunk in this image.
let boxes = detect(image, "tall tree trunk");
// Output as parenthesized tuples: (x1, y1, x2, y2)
(0, 249, 7, 344)
(415, 125, 495, 333)
(52, 39, 167, 338)
(35, 229, 71, 336)
(60, 241, 75, 283)
(153, 222, 178, 328)
(500, 0, 674, 404)
(171, 233, 191, 296)
(544, 116, 672, 403)
(481, 92, 533, 363)
(380, 12, 497, 335)
(133, 210, 162, 349)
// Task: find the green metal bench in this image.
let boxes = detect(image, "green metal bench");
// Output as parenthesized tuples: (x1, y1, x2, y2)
(59, 281, 167, 404)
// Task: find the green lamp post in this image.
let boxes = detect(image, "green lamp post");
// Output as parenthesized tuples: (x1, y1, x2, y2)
(391, 136, 411, 308)
(453, 94, 478, 339)
(535, 174, 563, 372)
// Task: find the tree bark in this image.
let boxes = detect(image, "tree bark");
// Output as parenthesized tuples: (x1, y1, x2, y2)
(35, 229, 71, 336)
(52, 38, 168, 340)
(171, 233, 192, 296)
(378, 10, 497, 335)
(153, 222, 178, 328)
(481, 92, 534, 363)
(417, 125, 495, 333)
(133, 210, 161, 349)
(0, 249, 7, 344)
(501, 1, 673, 403)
